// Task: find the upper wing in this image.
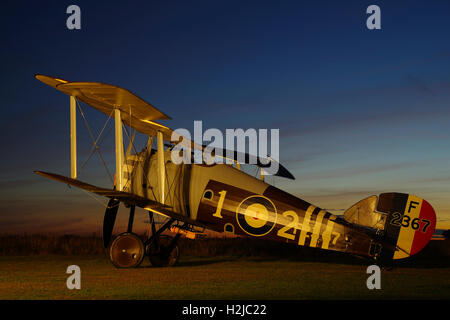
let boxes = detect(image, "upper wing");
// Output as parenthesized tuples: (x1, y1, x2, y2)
(35, 74, 174, 140)
(35, 74, 295, 180)
(35, 74, 170, 121)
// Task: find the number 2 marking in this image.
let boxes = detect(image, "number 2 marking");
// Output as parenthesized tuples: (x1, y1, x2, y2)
(277, 210, 298, 240)
(390, 212, 402, 227)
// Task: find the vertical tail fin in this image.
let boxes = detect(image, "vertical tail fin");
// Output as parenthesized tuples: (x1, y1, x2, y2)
(377, 193, 436, 260)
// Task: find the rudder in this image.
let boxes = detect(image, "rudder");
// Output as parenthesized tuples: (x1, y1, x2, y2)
(377, 193, 436, 260)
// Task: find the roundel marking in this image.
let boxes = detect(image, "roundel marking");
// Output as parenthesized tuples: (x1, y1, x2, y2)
(244, 203, 269, 228)
(236, 195, 277, 236)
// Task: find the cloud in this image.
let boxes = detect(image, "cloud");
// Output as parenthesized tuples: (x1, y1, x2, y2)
(294, 161, 420, 181)
(272, 80, 450, 140)
(404, 74, 435, 96)
(0, 178, 45, 191)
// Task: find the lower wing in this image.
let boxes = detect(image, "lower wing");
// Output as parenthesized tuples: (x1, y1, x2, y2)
(34, 170, 206, 228)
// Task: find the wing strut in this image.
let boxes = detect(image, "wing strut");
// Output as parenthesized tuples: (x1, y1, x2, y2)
(157, 130, 165, 204)
(70, 96, 77, 179)
(114, 109, 124, 191)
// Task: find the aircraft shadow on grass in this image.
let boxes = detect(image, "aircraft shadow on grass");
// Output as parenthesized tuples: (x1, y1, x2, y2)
(136, 239, 450, 269)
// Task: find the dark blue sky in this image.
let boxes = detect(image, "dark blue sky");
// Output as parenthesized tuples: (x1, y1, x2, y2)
(1, 0, 450, 233)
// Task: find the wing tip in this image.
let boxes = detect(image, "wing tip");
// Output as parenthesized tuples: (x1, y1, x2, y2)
(35, 74, 70, 88)
(37, 75, 172, 121)
(276, 163, 295, 180)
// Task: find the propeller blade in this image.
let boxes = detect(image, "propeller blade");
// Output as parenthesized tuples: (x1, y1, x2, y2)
(103, 198, 120, 248)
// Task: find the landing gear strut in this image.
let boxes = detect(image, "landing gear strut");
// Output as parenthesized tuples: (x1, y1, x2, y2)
(144, 212, 181, 267)
(147, 234, 180, 267)
(107, 205, 181, 268)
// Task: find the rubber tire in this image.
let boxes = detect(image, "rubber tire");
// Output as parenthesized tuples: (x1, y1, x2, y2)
(148, 235, 180, 267)
(109, 232, 145, 268)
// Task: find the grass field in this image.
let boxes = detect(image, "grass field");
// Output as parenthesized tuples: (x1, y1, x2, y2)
(1, 254, 449, 300)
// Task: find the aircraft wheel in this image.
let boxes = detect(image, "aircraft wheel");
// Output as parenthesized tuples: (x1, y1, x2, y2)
(147, 235, 180, 267)
(109, 232, 145, 268)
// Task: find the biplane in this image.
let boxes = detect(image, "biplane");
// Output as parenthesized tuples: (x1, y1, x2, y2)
(34, 74, 440, 268)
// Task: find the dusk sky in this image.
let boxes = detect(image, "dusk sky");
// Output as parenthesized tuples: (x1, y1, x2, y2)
(1, 0, 450, 234)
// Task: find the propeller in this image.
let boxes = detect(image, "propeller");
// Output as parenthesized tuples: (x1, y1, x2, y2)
(103, 198, 120, 248)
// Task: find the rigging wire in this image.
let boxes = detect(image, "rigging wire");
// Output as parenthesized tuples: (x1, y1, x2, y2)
(79, 109, 114, 173)
(76, 101, 114, 185)
(78, 188, 109, 209)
